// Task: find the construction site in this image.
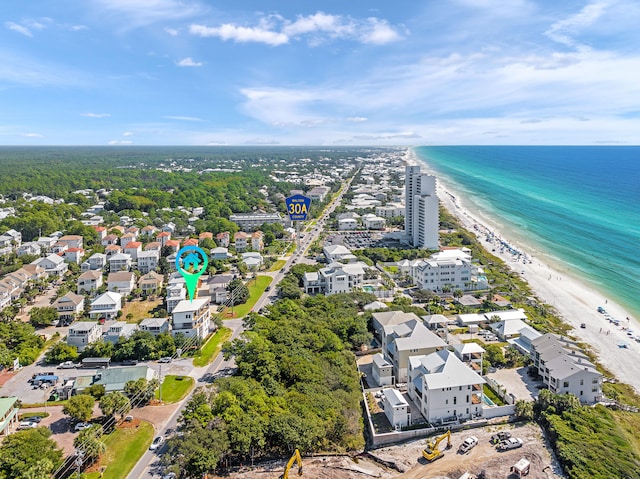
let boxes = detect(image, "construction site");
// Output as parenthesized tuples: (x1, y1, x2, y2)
(212, 422, 564, 479)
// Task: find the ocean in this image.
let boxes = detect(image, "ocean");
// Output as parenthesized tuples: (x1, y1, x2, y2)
(414, 146, 640, 319)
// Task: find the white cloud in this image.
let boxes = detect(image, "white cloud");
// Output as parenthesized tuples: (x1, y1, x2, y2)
(5, 21, 33, 37)
(71, 25, 88, 31)
(176, 57, 203, 67)
(123, 131, 134, 136)
(82, 112, 111, 118)
(545, 2, 609, 48)
(190, 11, 403, 46)
(22, 132, 43, 138)
(359, 18, 404, 44)
(165, 27, 179, 36)
(108, 139, 133, 145)
(163, 115, 203, 121)
(190, 24, 288, 46)
(346, 117, 368, 122)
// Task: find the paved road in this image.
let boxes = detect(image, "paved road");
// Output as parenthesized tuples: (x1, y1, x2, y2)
(126, 318, 243, 479)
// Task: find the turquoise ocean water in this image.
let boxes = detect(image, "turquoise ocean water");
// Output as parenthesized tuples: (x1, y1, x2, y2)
(414, 146, 640, 319)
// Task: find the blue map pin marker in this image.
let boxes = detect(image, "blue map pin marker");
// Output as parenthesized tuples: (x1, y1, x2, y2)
(175, 246, 208, 301)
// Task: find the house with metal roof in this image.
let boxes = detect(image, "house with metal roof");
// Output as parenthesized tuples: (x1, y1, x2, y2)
(74, 366, 156, 394)
(408, 349, 486, 424)
(0, 397, 19, 436)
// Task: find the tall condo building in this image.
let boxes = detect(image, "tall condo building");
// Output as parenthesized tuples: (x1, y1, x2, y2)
(405, 165, 439, 249)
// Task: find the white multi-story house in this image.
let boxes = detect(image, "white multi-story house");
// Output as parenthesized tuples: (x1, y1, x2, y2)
(58, 235, 83, 249)
(408, 349, 486, 425)
(382, 388, 411, 430)
(81, 252, 107, 271)
(139, 317, 171, 336)
(63, 248, 85, 264)
(67, 321, 102, 350)
(53, 292, 85, 322)
(108, 253, 132, 272)
(376, 203, 405, 218)
(323, 262, 366, 295)
(371, 310, 422, 343)
(530, 333, 602, 403)
(382, 319, 448, 383)
(104, 321, 138, 344)
(166, 284, 186, 313)
(77, 270, 103, 294)
(323, 244, 353, 263)
(137, 250, 159, 274)
(371, 353, 394, 387)
(405, 165, 438, 249)
(251, 231, 264, 251)
(107, 271, 136, 295)
(171, 298, 211, 339)
(32, 254, 68, 277)
(89, 292, 122, 320)
(410, 248, 488, 293)
(17, 242, 42, 257)
(211, 247, 231, 261)
(234, 232, 249, 252)
(216, 231, 230, 247)
(337, 218, 358, 230)
(124, 241, 142, 260)
(362, 213, 386, 230)
(138, 271, 163, 296)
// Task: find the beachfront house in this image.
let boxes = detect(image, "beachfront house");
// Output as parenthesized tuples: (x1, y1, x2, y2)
(408, 349, 486, 425)
(382, 388, 411, 430)
(410, 248, 488, 293)
(382, 319, 448, 383)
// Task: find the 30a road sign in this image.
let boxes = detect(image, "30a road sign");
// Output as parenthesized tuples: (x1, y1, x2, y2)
(285, 194, 311, 221)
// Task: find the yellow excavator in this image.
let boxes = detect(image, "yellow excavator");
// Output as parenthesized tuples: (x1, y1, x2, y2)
(422, 430, 452, 462)
(279, 449, 303, 479)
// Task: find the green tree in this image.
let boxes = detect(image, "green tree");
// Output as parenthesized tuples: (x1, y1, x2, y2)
(514, 399, 534, 420)
(85, 384, 106, 400)
(29, 307, 59, 327)
(0, 428, 62, 479)
(163, 426, 230, 478)
(228, 278, 249, 306)
(484, 344, 506, 367)
(124, 378, 159, 406)
(99, 391, 131, 418)
(62, 394, 95, 422)
(45, 342, 79, 364)
(74, 425, 106, 465)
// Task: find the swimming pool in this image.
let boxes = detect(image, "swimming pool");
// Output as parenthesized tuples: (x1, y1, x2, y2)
(482, 394, 496, 406)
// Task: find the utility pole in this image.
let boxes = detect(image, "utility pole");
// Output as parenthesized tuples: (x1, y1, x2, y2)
(158, 364, 162, 403)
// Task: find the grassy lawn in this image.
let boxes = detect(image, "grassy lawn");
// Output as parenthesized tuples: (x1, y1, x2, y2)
(192, 327, 232, 367)
(226, 275, 272, 318)
(268, 259, 286, 272)
(120, 298, 163, 323)
(483, 384, 506, 406)
(155, 375, 195, 403)
(84, 420, 154, 479)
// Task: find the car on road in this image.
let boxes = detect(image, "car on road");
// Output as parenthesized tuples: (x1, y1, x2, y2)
(458, 436, 478, 454)
(490, 431, 512, 444)
(149, 436, 165, 451)
(158, 357, 172, 363)
(74, 422, 92, 431)
(498, 437, 523, 451)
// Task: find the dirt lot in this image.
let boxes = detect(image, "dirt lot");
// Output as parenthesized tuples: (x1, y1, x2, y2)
(212, 422, 564, 479)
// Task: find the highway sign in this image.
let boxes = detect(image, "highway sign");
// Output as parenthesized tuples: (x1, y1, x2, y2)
(285, 194, 311, 221)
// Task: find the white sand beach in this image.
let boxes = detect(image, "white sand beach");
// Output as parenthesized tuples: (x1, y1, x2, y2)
(405, 148, 640, 394)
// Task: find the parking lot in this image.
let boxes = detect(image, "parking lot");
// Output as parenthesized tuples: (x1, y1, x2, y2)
(486, 366, 542, 402)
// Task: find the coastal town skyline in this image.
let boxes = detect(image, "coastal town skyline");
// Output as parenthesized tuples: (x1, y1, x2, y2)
(3, 0, 640, 146)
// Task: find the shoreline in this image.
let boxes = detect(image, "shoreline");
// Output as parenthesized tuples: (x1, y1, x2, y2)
(404, 148, 640, 394)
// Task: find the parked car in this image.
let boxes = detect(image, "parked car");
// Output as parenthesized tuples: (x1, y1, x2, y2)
(74, 422, 92, 431)
(458, 436, 478, 454)
(490, 431, 512, 444)
(498, 437, 523, 451)
(26, 415, 43, 423)
(17, 420, 38, 430)
(149, 436, 165, 451)
(58, 361, 77, 369)
(122, 359, 138, 366)
(158, 357, 172, 363)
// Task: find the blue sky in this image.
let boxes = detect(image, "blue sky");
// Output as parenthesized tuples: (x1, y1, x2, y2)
(2, 0, 640, 145)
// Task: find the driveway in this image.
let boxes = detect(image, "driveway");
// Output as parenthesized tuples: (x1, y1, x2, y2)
(486, 366, 542, 401)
